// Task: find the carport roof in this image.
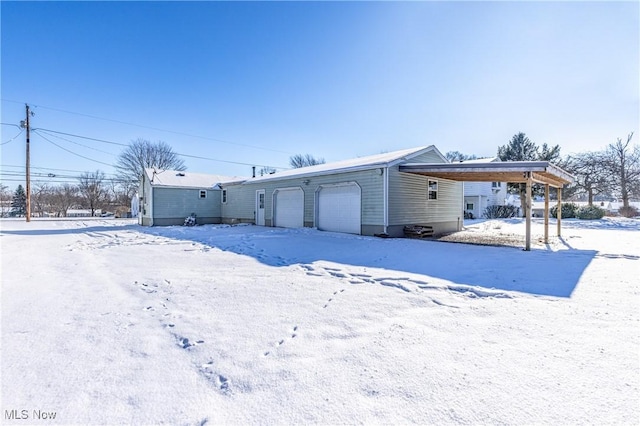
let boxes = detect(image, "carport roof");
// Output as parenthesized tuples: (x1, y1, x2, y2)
(399, 161, 574, 187)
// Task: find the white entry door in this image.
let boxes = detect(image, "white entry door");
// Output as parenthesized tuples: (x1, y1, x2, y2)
(255, 189, 265, 226)
(317, 183, 361, 234)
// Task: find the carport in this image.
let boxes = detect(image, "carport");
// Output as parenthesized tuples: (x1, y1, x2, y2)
(399, 161, 575, 250)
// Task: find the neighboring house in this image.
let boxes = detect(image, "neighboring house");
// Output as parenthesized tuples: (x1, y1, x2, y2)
(0, 200, 12, 218)
(219, 146, 462, 237)
(139, 169, 245, 226)
(131, 194, 139, 218)
(461, 158, 507, 219)
(67, 209, 101, 217)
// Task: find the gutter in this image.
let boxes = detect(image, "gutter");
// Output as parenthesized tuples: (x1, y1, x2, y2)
(383, 167, 389, 234)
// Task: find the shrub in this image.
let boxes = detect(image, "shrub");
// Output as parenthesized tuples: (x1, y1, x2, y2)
(575, 205, 606, 220)
(483, 205, 519, 219)
(618, 205, 639, 218)
(550, 202, 578, 219)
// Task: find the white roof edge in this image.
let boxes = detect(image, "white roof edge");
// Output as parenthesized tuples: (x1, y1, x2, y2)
(387, 145, 444, 167)
(144, 168, 247, 188)
(243, 146, 438, 184)
(460, 157, 500, 164)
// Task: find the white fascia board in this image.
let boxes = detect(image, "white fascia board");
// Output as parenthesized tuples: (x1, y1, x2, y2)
(387, 145, 442, 167)
(244, 146, 435, 185)
(242, 163, 387, 185)
(151, 185, 221, 191)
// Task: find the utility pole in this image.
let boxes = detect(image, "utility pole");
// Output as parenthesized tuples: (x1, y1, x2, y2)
(24, 104, 32, 222)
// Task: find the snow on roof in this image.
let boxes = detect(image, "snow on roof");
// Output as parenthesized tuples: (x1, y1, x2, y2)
(145, 169, 246, 188)
(459, 157, 500, 164)
(248, 146, 439, 183)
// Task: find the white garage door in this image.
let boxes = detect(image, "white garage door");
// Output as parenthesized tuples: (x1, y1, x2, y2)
(274, 188, 304, 228)
(318, 183, 361, 234)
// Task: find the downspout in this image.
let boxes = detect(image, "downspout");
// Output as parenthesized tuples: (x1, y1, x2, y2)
(149, 177, 154, 227)
(460, 182, 465, 230)
(139, 172, 144, 225)
(383, 167, 389, 234)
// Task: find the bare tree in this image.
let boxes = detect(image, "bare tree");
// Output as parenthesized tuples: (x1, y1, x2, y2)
(259, 166, 276, 176)
(116, 138, 186, 192)
(445, 151, 477, 162)
(603, 132, 639, 208)
(0, 183, 11, 218)
(106, 179, 132, 216)
(289, 154, 325, 168)
(565, 151, 610, 205)
(32, 184, 54, 217)
(52, 184, 78, 217)
(78, 170, 107, 216)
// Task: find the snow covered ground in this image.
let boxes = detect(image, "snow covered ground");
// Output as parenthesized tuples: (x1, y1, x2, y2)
(1, 217, 638, 425)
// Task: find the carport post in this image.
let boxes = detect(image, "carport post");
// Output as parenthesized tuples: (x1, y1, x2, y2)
(525, 172, 532, 251)
(544, 184, 550, 244)
(557, 187, 562, 237)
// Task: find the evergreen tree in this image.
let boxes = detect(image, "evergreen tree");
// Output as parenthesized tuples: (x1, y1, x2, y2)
(497, 133, 562, 216)
(11, 185, 27, 217)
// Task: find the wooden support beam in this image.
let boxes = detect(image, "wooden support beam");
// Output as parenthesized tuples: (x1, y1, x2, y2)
(525, 172, 532, 251)
(544, 184, 549, 244)
(557, 187, 562, 237)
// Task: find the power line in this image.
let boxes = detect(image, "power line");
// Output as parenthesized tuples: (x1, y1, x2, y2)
(5, 103, 292, 171)
(35, 127, 289, 170)
(2, 98, 294, 155)
(0, 164, 121, 177)
(35, 131, 115, 167)
(1, 128, 24, 145)
(36, 129, 118, 156)
(35, 128, 129, 147)
(1, 170, 129, 180)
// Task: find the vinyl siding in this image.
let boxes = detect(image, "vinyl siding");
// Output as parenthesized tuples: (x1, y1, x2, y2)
(139, 176, 152, 222)
(388, 166, 463, 225)
(152, 188, 221, 220)
(223, 168, 385, 228)
(221, 184, 255, 223)
(406, 150, 447, 164)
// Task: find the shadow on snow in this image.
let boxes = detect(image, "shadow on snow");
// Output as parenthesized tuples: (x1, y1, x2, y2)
(139, 224, 596, 298)
(1, 221, 599, 298)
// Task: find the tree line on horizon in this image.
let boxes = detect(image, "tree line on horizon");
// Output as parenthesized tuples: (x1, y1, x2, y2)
(1, 132, 638, 218)
(446, 131, 639, 215)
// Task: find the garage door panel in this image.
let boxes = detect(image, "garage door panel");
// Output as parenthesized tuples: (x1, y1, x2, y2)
(318, 184, 361, 234)
(274, 188, 304, 228)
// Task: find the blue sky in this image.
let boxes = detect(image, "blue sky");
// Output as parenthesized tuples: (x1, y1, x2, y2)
(1, 1, 638, 188)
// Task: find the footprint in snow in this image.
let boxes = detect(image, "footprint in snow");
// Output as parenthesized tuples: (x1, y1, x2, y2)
(217, 375, 229, 390)
(177, 336, 204, 349)
(263, 325, 300, 356)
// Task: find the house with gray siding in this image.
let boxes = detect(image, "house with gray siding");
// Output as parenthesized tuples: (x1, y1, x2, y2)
(219, 146, 463, 237)
(139, 169, 245, 226)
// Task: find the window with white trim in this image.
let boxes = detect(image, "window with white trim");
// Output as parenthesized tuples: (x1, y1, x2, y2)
(466, 203, 474, 210)
(492, 182, 502, 188)
(428, 180, 438, 200)
(199, 190, 207, 199)
(222, 189, 227, 203)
